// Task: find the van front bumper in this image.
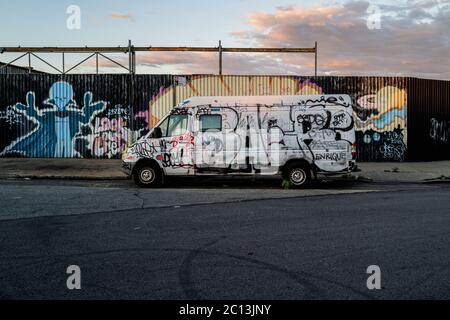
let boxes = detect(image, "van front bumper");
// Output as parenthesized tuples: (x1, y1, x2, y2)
(121, 161, 133, 176)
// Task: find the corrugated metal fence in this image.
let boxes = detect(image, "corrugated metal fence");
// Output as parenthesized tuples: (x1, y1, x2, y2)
(154, 76, 408, 161)
(0, 74, 172, 159)
(408, 78, 450, 161)
(0, 74, 446, 161)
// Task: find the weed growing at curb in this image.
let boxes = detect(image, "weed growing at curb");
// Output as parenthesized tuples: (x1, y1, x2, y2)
(282, 179, 293, 190)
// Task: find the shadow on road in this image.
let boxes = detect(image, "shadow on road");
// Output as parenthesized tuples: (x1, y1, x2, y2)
(163, 176, 363, 190)
(0, 175, 367, 190)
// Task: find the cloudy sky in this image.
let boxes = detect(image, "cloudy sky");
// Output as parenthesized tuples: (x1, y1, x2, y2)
(1, 0, 449, 79)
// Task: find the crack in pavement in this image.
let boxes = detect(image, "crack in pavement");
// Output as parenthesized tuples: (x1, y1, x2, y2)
(132, 190, 145, 209)
(1, 246, 376, 300)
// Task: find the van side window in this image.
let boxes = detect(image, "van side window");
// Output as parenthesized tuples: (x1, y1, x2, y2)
(166, 114, 188, 137)
(200, 114, 222, 132)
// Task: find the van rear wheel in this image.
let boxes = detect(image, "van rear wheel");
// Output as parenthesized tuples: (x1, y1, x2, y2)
(283, 163, 311, 188)
(133, 164, 162, 188)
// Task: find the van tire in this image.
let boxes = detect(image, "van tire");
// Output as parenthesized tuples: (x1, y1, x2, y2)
(283, 163, 311, 188)
(133, 163, 163, 188)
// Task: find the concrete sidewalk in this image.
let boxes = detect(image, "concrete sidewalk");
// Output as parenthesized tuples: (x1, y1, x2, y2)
(356, 161, 450, 183)
(0, 158, 450, 183)
(0, 158, 126, 180)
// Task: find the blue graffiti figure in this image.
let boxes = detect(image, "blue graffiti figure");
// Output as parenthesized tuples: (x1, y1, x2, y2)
(3, 81, 106, 157)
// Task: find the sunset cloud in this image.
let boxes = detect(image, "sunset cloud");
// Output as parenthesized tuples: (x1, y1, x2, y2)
(110, 12, 135, 22)
(230, 0, 450, 79)
(85, 51, 300, 75)
(92, 1, 450, 79)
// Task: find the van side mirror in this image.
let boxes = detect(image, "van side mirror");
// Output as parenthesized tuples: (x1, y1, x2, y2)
(151, 127, 162, 138)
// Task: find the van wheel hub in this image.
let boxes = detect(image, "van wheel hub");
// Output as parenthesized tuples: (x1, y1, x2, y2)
(290, 168, 306, 185)
(140, 168, 155, 183)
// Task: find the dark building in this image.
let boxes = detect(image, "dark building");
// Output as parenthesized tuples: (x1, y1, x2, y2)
(0, 62, 46, 74)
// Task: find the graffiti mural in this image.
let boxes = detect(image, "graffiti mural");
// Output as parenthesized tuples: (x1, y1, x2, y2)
(357, 126, 406, 161)
(0, 105, 35, 153)
(74, 104, 134, 158)
(430, 118, 450, 144)
(1, 81, 107, 157)
(354, 85, 407, 161)
(0, 75, 173, 159)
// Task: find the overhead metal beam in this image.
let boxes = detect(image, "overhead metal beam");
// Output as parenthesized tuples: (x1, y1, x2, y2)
(0, 42, 318, 75)
(0, 47, 129, 53)
(0, 46, 316, 54)
(64, 53, 96, 74)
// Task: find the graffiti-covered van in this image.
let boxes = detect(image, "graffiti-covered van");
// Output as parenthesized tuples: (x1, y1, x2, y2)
(122, 95, 357, 187)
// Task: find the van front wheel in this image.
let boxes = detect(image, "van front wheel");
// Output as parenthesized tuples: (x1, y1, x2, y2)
(283, 163, 311, 188)
(133, 164, 162, 188)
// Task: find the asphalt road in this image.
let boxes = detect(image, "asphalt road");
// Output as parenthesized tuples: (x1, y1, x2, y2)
(0, 178, 450, 299)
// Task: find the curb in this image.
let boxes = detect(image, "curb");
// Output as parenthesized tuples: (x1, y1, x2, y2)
(1, 175, 128, 181)
(423, 176, 450, 184)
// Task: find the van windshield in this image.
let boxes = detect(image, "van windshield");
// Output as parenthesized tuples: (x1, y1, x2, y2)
(155, 114, 188, 137)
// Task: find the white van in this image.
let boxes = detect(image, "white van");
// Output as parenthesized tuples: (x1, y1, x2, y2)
(122, 95, 357, 188)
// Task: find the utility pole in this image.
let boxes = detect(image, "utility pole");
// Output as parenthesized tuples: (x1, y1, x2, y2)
(315, 41, 318, 77)
(219, 40, 223, 75)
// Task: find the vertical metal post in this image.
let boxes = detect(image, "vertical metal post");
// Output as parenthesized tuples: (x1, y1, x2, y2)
(96, 53, 99, 74)
(149, 95, 153, 130)
(172, 76, 177, 106)
(219, 40, 223, 75)
(28, 52, 31, 74)
(62, 52, 65, 74)
(128, 40, 133, 74)
(314, 41, 317, 77)
(132, 50, 136, 74)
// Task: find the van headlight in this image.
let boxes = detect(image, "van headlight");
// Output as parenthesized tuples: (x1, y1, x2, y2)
(122, 150, 138, 161)
(121, 147, 132, 161)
